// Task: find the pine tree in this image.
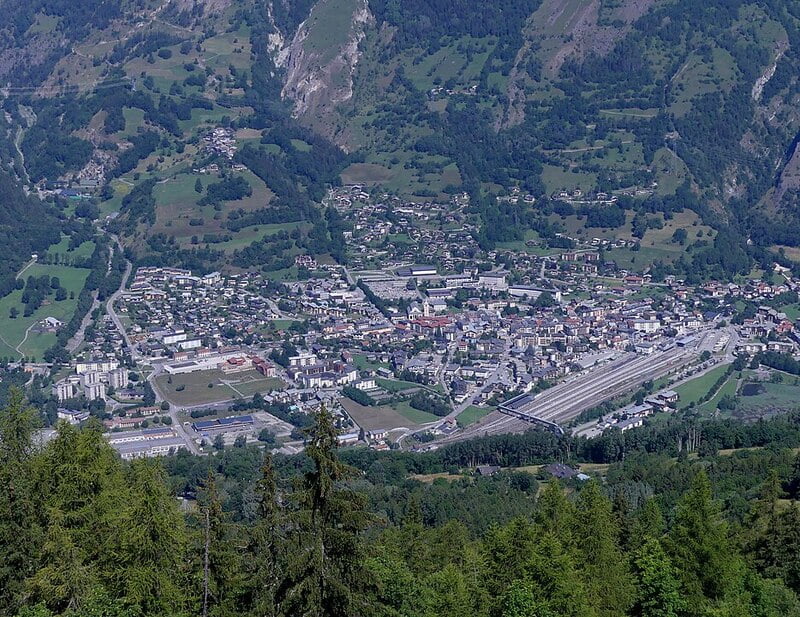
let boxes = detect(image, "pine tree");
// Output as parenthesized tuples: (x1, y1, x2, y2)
(517, 532, 595, 617)
(23, 510, 96, 613)
(242, 456, 283, 617)
(483, 517, 538, 604)
(278, 405, 372, 617)
(424, 563, 476, 617)
(501, 580, 556, 617)
(110, 459, 188, 615)
(0, 389, 42, 615)
(198, 471, 240, 617)
(666, 471, 742, 606)
(573, 481, 635, 617)
(37, 422, 124, 550)
(631, 538, 685, 617)
(533, 480, 575, 546)
(787, 453, 800, 498)
(750, 470, 784, 580)
(761, 503, 800, 594)
(630, 498, 664, 549)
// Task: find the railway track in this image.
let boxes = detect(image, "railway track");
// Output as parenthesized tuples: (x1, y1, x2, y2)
(434, 347, 696, 445)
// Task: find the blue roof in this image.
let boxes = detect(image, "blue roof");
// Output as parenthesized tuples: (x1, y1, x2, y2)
(193, 420, 217, 430)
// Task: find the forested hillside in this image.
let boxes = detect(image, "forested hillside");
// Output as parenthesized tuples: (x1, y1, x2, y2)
(0, 173, 63, 297)
(1, 0, 800, 276)
(4, 390, 800, 617)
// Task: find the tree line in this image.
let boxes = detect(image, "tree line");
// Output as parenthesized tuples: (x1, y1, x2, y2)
(4, 390, 800, 616)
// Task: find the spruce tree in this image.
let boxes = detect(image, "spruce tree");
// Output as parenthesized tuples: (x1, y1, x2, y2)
(23, 511, 96, 613)
(278, 405, 372, 617)
(749, 470, 784, 580)
(533, 480, 576, 547)
(242, 456, 283, 617)
(630, 498, 664, 549)
(667, 471, 742, 606)
(0, 389, 42, 615)
(198, 471, 239, 617)
(573, 481, 634, 617)
(517, 532, 594, 617)
(632, 538, 685, 617)
(111, 460, 188, 615)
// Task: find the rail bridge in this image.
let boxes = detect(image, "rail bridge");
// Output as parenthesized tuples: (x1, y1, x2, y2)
(498, 392, 565, 436)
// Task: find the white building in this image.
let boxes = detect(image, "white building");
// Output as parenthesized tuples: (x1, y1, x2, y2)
(478, 273, 508, 291)
(288, 352, 317, 367)
(632, 319, 661, 334)
(177, 338, 202, 351)
(76, 360, 118, 374)
(84, 383, 106, 401)
(108, 368, 129, 390)
(53, 381, 76, 402)
(163, 330, 188, 345)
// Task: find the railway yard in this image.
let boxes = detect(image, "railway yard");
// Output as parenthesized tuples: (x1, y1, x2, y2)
(430, 328, 736, 446)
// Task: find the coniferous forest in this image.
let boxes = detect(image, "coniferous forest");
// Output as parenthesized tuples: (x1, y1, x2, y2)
(4, 389, 800, 617)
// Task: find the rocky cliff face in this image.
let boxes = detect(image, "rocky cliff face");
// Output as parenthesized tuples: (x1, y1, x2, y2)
(276, 0, 373, 141)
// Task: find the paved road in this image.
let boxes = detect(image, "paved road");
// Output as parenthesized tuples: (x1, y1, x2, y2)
(104, 234, 136, 358)
(67, 234, 131, 354)
(65, 291, 99, 353)
(147, 363, 203, 455)
(16, 256, 37, 279)
(96, 234, 202, 456)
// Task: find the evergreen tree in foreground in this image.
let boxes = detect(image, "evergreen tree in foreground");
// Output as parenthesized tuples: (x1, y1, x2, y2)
(278, 405, 373, 617)
(3, 388, 800, 617)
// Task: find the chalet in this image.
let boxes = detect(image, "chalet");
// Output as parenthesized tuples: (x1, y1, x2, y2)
(476, 465, 501, 476)
(544, 463, 578, 480)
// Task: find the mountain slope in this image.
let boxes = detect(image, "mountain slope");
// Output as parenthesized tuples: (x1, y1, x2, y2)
(4, 0, 800, 277)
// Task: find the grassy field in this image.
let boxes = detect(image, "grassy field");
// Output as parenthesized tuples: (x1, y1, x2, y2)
(155, 370, 235, 406)
(652, 147, 690, 195)
(155, 368, 283, 406)
(222, 371, 285, 397)
(670, 47, 737, 117)
(691, 374, 738, 415)
(352, 353, 389, 371)
(391, 401, 441, 424)
(150, 170, 273, 245)
(44, 237, 96, 260)
(119, 107, 145, 138)
(375, 377, 424, 393)
(27, 13, 59, 34)
(402, 36, 494, 93)
(0, 263, 90, 360)
(734, 379, 800, 413)
(341, 162, 395, 185)
(212, 222, 303, 253)
(266, 319, 298, 331)
(340, 151, 462, 195)
(599, 108, 658, 119)
(341, 397, 422, 431)
(554, 207, 715, 271)
(675, 364, 732, 406)
(457, 405, 494, 427)
(541, 165, 597, 194)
